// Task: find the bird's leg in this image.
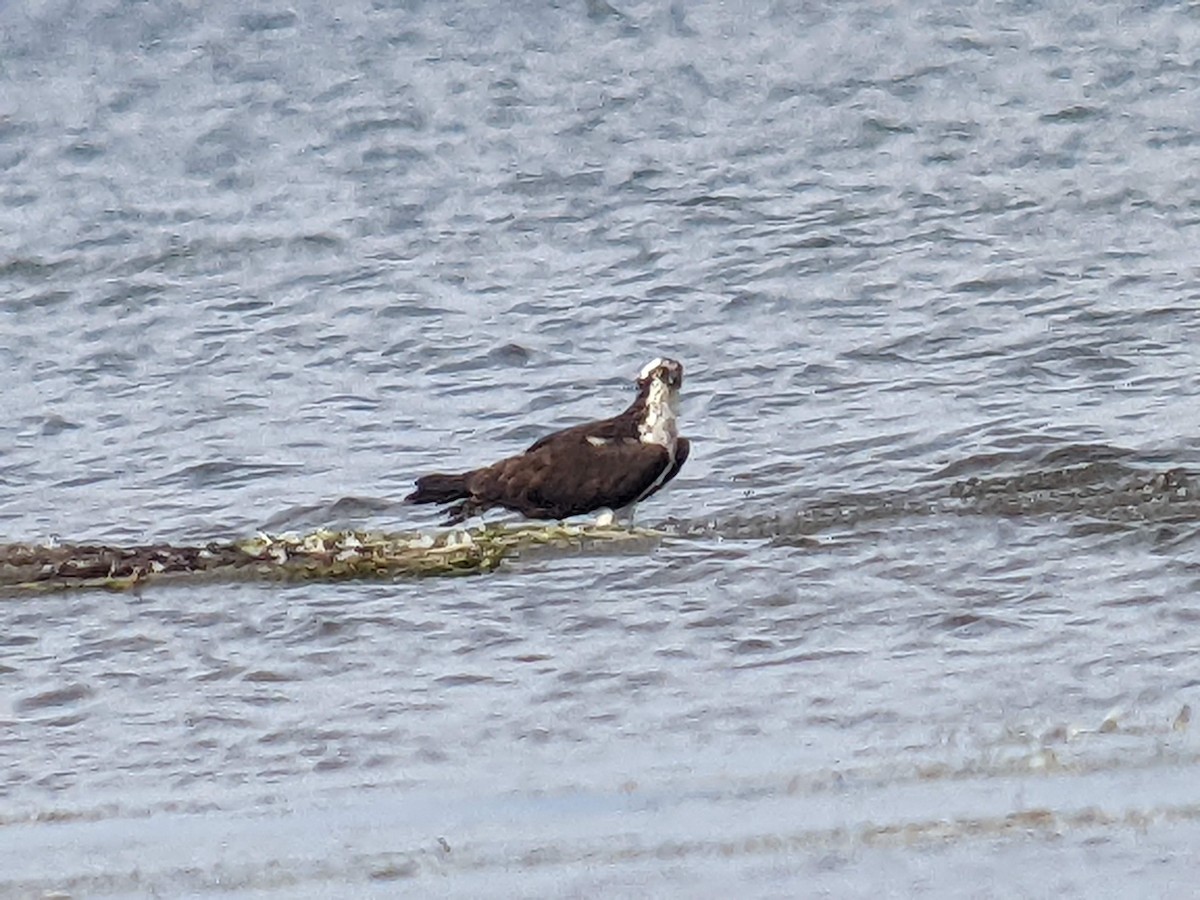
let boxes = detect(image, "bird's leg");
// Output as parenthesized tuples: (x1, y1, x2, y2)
(595, 504, 636, 528)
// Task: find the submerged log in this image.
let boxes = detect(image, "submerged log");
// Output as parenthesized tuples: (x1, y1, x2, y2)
(7, 466, 1192, 594)
(0, 524, 664, 594)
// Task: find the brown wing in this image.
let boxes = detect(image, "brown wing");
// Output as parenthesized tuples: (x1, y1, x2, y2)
(467, 433, 673, 519)
(636, 436, 689, 503)
(524, 413, 634, 454)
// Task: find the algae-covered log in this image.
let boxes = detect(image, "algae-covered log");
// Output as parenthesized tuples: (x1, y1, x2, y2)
(0, 524, 664, 594)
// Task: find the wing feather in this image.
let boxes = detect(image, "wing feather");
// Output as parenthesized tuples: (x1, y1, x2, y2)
(471, 432, 673, 519)
(637, 436, 689, 503)
(525, 414, 632, 453)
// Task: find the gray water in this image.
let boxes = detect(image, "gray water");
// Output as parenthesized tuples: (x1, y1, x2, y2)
(4, 0, 1200, 895)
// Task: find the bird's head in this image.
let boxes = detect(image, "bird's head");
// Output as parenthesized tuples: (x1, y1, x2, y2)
(636, 357, 684, 391)
(636, 358, 684, 430)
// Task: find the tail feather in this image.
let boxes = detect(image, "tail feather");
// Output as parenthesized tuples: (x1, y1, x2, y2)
(405, 472, 470, 505)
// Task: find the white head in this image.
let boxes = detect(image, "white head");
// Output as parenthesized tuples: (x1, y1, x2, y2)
(635, 357, 683, 446)
(637, 357, 684, 389)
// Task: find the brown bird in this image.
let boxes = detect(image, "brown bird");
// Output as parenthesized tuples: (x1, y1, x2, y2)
(406, 357, 690, 524)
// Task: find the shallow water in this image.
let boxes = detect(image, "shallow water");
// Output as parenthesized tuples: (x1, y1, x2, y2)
(3, 0, 1200, 895)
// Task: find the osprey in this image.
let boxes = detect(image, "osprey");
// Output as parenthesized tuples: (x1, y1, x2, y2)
(406, 357, 690, 524)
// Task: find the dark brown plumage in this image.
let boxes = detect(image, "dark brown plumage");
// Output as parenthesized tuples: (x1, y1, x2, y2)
(407, 358, 689, 524)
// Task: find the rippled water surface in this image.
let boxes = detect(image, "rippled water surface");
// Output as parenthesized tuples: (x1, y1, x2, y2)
(4, 0, 1200, 895)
